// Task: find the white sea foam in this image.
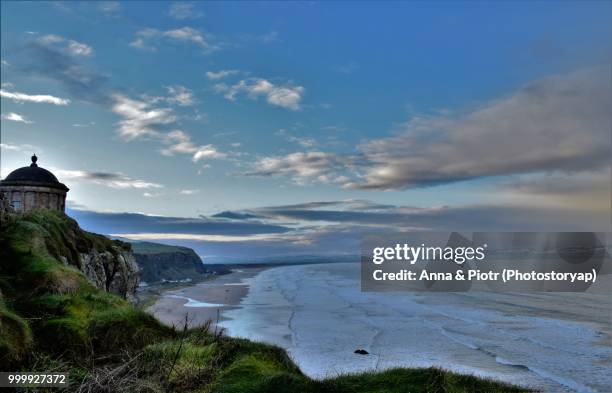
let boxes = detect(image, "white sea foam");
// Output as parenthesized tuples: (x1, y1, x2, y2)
(165, 294, 225, 308)
(220, 263, 612, 392)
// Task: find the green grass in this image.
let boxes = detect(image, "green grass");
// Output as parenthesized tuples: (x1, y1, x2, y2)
(130, 241, 194, 255)
(0, 299, 32, 367)
(0, 210, 530, 392)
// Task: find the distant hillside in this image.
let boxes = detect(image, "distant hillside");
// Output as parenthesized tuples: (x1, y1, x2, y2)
(130, 241, 230, 283)
(130, 241, 196, 255)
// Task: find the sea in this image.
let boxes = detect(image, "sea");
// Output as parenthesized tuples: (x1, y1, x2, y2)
(218, 262, 612, 392)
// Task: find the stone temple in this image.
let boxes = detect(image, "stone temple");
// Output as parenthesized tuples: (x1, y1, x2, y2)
(0, 155, 69, 212)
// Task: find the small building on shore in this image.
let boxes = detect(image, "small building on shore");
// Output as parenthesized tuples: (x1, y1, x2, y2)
(0, 155, 69, 212)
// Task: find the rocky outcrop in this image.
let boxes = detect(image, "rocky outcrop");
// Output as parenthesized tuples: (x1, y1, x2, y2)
(61, 247, 140, 303)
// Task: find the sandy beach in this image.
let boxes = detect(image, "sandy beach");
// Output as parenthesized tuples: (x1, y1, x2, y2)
(147, 267, 266, 329)
(148, 263, 612, 392)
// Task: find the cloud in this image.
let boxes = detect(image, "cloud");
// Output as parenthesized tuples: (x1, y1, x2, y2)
(17, 42, 108, 103)
(110, 94, 226, 163)
(168, 2, 203, 19)
(98, 1, 121, 14)
(215, 78, 304, 110)
(243, 198, 610, 232)
(0, 143, 38, 152)
(130, 27, 217, 53)
(143, 192, 163, 198)
(55, 169, 164, 189)
(40, 34, 93, 56)
(67, 40, 93, 56)
(72, 121, 96, 128)
(245, 67, 611, 190)
(354, 67, 611, 189)
(165, 85, 194, 106)
(111, 93, 176, 140)
(67, 195, 610, 263)
(276, 129, 317, 148)
(494, 170, 611, 213)
(179, 189, 200, 195)
(206, 69, 240, 80)
(110, 233, 287, 242)
(162, 130, 226, 162)
(68, 209, 290, 236)
(244, 151, 353, 185)
(1, 112, 34, 124)
(212, 211, 261, 220)
(141, 85, 195, 107)
(0, 89, 70, 105)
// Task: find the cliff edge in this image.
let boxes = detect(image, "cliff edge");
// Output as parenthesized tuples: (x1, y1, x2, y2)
(1, 209, 139, 301)
(131, 241, 207, 283)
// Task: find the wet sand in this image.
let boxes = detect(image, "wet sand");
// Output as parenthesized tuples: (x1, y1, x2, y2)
(147, 267, 266, 329)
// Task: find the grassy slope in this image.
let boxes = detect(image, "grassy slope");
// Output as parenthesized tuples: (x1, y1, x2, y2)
(0, 211, 528, 392)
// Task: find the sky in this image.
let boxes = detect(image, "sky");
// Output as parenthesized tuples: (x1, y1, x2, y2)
(1, 1, 610, 262)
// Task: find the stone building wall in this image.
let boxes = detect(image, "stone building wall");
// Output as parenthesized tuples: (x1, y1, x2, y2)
(0, 185, 66, 212)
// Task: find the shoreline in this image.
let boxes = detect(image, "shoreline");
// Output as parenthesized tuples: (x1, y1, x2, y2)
(146, 266, 266, 329)
(147, 262, 611, 392)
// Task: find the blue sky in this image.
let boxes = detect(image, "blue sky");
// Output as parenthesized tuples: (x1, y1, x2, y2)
(1, 2, 610, 261)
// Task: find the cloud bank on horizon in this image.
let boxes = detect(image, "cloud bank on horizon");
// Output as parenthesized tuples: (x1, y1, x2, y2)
(1, 1, 610, 261)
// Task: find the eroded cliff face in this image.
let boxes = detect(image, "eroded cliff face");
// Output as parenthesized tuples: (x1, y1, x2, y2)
(2, 210, 140, 302)
(61, 247, 139, 302)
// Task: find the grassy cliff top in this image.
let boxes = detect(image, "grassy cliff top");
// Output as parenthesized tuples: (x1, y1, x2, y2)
(0, 210, 528, 392)
(130, 240, 196, 255)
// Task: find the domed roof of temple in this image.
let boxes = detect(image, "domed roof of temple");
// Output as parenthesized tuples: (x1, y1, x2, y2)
(1, 155, 69, 191)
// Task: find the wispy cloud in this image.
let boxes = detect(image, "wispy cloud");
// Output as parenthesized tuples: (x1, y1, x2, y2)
(55, 169, 164, 189)
(17, 42, 108, 103)
(276, 129, 317, 148)
(245, 151, 352, 186)
(69, 195, 610, 264)
(1, 112, 34, 124)
(245, 67, 611, 190)
(162, 130, 226, 162)
(165, 85, 194, 106)
(179, 189, 200, 195)
(215, 78, 304, 110)
(110, 233, 288, 242)
(98, 1, 121, 14)
(67, 40, 93, 56)
(111, 94, 226, 163)
(206, 69, 240, 80)
(68, 209, 290, 237)
(72, 121, 96, 128)
(0, 89, 70, 105)
(111, 93, 176, 140)
(0, 143, 38, 152)
(168, 2, 204, 20)
(130, 27, 217, 53)
(352, 67, 611, 189)
(493, 169, 611, 213)
(40, 34, 93, 56)
(143, 192, 163, 198)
